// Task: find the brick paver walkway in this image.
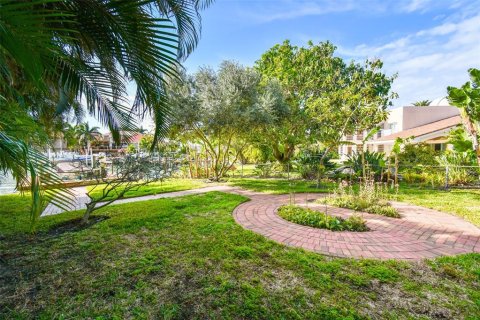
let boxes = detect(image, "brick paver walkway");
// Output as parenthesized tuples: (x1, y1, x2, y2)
(232, 193, 480, 260)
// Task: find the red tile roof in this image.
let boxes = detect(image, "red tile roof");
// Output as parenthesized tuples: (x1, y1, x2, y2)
(374, 115, 462, 142)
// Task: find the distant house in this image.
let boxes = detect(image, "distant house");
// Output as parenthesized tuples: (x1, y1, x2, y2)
(92, 132, 144, 152)
(338, 99, 461, 161)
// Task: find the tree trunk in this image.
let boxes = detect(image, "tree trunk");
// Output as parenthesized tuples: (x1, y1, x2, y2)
(394, 155, 399, 186)
(82, 204, 95, 224)
(361, 144, 366, 181)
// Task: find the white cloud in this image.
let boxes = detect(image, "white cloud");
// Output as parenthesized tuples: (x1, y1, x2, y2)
(338, 13, 480, 107)
(237, 0, 473, 24)
(402, 0, 432, 13)
(240, 0, 357, 23)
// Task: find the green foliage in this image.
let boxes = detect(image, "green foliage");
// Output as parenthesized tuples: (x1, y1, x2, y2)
(126, 144, 137, 154)
(447, 68, 480, 165)
(448, 127, 473, 152)
(323, 180, 400, 218)
(411, 100, 432, 106)
(295, 148, 335, 179)
(435, 151, 479, 185)
(168, 61, 272, 180)
(345, 150, 385, 176)
(0, 106, 74, 229)
(255, 40, 396, 163)
(139, 134, 154, 152)
(397, 142, 438, 166)
(277, 205, 368, 231)
(0, 0, 212, 226)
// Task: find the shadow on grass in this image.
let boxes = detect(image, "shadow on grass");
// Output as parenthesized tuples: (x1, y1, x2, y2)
(45, 215, 110, 237)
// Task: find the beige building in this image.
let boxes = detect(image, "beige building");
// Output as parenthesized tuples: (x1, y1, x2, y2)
(338, 100, 461, 161)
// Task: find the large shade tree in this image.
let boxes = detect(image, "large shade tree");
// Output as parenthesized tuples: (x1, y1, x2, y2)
(0, 0, 212, 226)
(254, 40, 322, 163)
(306, 57, 397, 162)
(447, 68, 480, 166)
(167, 61, 269, 181)
(255, 41, 396, 165)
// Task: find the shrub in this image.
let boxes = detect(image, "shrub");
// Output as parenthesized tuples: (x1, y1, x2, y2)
(436, 151, 479, 185)
(253, 163, 275, 178)
(277, 205, 369, 232)
(321, 180, 400, 218)
(397, 142, 439, 166)
(295, 149, 335, 180)
(345, 150, 386, 177)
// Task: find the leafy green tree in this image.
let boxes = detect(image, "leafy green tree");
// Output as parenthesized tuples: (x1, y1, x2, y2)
(306, 57, 397, 163)
(167, 61, 266, 181)
(447, 68, 480, 166)
(412, 100, 432, 106)
(448, 127, 473, 153)
(0, 0, 211, 225)
(255, 41, 396, 166)
(254, 41, 329, 163)
(139, 134, 155, 152)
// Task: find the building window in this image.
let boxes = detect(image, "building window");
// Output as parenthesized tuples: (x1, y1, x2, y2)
(377, 144, 384, 152)
(356, 132, 363, 140)
(434, 143, 443, 151)
(346, 134, 353, 140)
(347, 146, 352, 155)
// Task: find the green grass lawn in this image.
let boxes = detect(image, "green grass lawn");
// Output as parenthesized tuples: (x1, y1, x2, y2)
(1, 192, 479, 319)
(395, 185, 480, 227)
(227, 178, 335, 194)
(87, 178, 207, 201)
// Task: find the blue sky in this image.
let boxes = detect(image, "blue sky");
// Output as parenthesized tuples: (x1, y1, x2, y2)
(183, 0, 480, 107)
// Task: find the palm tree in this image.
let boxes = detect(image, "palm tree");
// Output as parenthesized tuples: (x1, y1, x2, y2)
(447, 68, 480, 166)
(76, 123, 101, 155)
(411, 100, 432, 106)
(0, 0, 212, 228)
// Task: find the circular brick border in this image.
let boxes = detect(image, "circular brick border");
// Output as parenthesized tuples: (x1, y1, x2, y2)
(232, 192, 480, 260)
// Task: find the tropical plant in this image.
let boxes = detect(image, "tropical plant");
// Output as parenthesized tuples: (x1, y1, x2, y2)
(447, 68, 480, 166)
(448, 127, 473, 152)
(390, 137, 411, 184)
(126, 144, 137, 154)
(0, 0, 212, 225)
(435, 151, 478, 186)
(345, 150, 386, 178)
(295, 148, 335, 180)
(359, 127, 380, 179)
(411, 100, 432, 106)
(76, 123, 100, 155)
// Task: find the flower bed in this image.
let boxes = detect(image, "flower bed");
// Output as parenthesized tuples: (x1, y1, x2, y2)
(320, 180, 400, 218)
(277, 205, 369, 232)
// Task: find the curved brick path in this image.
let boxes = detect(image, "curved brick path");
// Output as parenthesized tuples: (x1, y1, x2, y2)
(232, 192, 480, 260)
